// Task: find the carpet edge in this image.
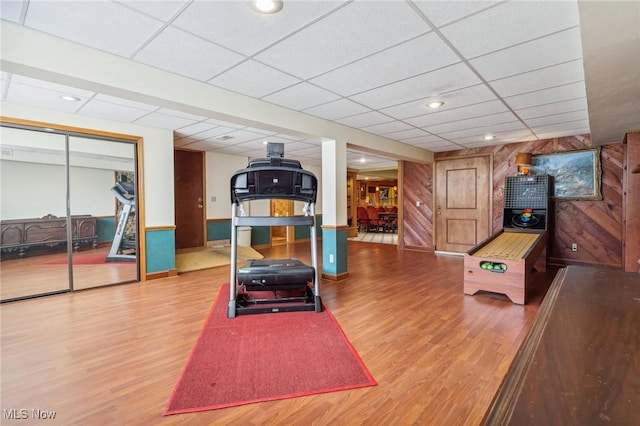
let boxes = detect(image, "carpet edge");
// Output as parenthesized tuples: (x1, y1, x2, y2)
(163, 284, 227, 416)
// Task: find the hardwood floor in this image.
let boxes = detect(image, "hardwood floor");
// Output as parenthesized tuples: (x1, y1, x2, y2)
(0, 241, 556, 425)
(0, 248, 137, 301)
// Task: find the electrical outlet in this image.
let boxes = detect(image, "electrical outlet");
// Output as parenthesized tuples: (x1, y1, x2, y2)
(211, 196, 216, 202)
(571, 243, 578, 252)
(329, 254, 334, 263)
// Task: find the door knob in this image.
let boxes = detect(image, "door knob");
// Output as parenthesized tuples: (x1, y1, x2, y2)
(197, 204, 203, 209)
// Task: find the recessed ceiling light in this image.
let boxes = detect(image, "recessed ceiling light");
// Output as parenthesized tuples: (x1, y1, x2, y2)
(483, 135, 495, 141)
(360, 158, 366, 163)
(253, 0, 283, 14)
(427, 101, 444, 109)
(60, 95, 81, 102)
(262, 140, 269, 145)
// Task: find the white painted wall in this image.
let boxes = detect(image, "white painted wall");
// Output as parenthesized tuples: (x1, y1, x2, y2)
(0, 160, 116, 219)
(1, 102, 175, 227)
(204, 153, 323, 219)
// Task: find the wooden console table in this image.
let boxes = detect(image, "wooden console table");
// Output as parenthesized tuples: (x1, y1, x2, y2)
(1, 214, 97, 259)
(483, 266, 640, 424)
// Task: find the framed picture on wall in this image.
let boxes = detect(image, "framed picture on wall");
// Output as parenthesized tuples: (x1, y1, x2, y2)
(531, 147, 602, 201)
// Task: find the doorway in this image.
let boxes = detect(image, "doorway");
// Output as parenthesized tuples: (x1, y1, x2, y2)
(434, 155, 492, 253)
(270, 199, 294, 246)
(174, 149, 205, 250)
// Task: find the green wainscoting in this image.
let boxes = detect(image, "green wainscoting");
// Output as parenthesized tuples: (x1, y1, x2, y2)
(145, 228, 175, 273)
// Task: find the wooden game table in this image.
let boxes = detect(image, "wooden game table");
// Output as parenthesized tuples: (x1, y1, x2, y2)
(464, 229, 548, 304)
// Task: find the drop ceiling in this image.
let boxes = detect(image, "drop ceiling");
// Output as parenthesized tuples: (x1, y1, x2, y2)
(1, 0, 638, 172)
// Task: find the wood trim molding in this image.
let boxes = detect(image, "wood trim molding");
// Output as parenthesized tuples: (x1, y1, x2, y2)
(145, 225, 176, 231)
(0, 116, 141, 141)
(145, 269, 178, 281)
(321, 271, 349, 281)
(320, 224, 350, 230)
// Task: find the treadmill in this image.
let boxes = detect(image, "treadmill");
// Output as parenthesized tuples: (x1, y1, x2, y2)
(227, 143, 321, 318)
(106, 175, 136, 262)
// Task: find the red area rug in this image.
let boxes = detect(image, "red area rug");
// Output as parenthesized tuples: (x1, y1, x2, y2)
(41, 253, 128, 265)
(164, 284, 376, 415)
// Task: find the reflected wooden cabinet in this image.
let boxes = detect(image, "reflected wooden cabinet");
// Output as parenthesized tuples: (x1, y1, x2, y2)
(1, 214, 97, 259)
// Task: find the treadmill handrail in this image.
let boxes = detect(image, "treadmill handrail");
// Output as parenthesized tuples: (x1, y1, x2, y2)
(234, 215, 314, 227)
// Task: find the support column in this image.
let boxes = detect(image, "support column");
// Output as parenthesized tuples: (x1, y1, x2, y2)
(321, 139, 349, 280)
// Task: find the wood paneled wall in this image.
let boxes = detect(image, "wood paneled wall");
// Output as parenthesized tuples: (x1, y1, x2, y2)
(401, 161, 434, 250)
(400, 134, 625, 269)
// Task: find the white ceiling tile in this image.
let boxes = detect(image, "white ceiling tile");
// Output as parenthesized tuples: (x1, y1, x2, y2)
(454, 129, 535, 145)
(440, 0, 579, 58)
(303, 99, 370, 121)
(412, 1, 502, 28)
(255, 1, 430, 79)
(489, 60, 585, 98)
(525, 110, 589, 127)
(470, 28, 584, 81)
(9, 75, 95, 99)
(79, 99, 151, 122)
(437, 120, 526, 140)
(309, 32, 459, 96)
(0, 0, 24, 22)
(361, 121, 414, 135)
(209, 60, 301, 99)
(186, 140, 227, 151)
(262, 82, 340, 111)
(24, 1, 164, 57)
(336, 111, 394, 128)
(504, 82, 587, 110)
(534, 127, 591, 140)
(405, 99, 507, 128)
(5, 81, 87, 113)
(135, 27, 245, 81)
(426, 144, 465, 152)
(286, 145, 322, 157)
(208, 129, 266, 144)
(172, 1, 345, 56)
(379, 83, 497, 120)
(133, 111, 198, 129)
(426, 111, 518, 134)
(271, 134, 307, 142)
(401, 134, 447, 145)
(241, 127, 278, 136)
(281, 141, 319, 152)
(174, 122, 219, 139)
(174, 137, 198, 148)
(121, 0, 189, 21)
(383, 128, 433, 141)
(189, 126, 239, 141)
(235, 139, 274, 151)
(515, 98, 588, 120)
(351, 62, 481, 110)
(531, 120, 590, 135)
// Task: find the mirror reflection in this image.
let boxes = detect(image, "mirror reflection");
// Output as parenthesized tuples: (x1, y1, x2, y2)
(0, 125, 139, 302)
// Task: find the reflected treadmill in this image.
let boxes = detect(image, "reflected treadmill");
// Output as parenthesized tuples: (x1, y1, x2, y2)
(227, 143, 321, 318)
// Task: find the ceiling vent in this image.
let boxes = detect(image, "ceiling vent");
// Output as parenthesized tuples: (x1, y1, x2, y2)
(215, 135, 234, 141)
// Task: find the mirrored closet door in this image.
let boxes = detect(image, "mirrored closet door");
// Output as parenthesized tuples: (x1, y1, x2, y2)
(0, 123, 139, 302)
